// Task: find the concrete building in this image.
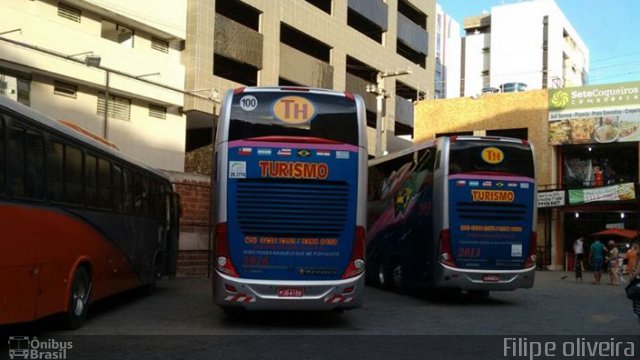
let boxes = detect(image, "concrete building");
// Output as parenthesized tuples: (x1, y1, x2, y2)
(0, 0, 187, 171)
(461, 0, 588, 97)
(434, 4, 461, 99)
(183, 0, 436, 154)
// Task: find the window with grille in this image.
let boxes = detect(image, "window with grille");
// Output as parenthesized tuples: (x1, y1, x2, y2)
(54, 81, 77, 98)
(149, 104, 167, 119)
(58, 2, 81, 22)
(98, 93, 131, 121)
(151, 37, 169, 53)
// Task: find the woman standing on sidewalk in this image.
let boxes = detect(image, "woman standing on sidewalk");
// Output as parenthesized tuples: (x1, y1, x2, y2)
(606, 240, 620, 285)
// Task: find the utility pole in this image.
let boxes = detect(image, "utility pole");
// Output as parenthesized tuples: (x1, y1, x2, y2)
(366, 69, 411, 157)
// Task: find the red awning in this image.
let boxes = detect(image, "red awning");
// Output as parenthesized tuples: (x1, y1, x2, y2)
(590, 228, 639, 239)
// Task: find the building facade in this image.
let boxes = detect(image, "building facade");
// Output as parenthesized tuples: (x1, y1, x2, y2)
(0, 0, 187, 171)
(183, 0, 436, 155)
(461, 0, 588, 97)
(415, 81, 640, 271)
(434, 4, 461, 99)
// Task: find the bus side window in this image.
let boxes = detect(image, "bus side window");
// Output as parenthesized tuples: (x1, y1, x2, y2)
(149, 179, 160, 217)
(64, 145, 83, 204)
(141, 175, 150, 214)
(47, 141, 64, 202)
(25, 130, 45, 199)
(112, 164, 123, 211)
(133, 172, 144, 213)
(0, 117, 4, 193)
(368, 167, 383, 201)
(8, 126, 25, 197)
(417, 147, 436, 173)
(97, 158, 111, 209)
(123, 168, 133, 212)
(85, 154, 98, 207)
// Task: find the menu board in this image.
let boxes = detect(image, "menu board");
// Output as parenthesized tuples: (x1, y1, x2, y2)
(548, 82, 640, 145)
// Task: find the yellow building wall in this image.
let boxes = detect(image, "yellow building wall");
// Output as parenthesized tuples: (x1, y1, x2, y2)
(414, 90, 553, 187)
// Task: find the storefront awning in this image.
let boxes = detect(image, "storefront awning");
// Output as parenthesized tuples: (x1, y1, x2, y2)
(590, 228, 639, 239)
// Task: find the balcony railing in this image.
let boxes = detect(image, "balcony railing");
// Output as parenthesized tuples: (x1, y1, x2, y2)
(279, 44, 333, 88)
(345, 73, 376, 112)
(395, 96, 413, 127)
(347, 0, 388, 31)
(214, 14, 263, 69)
(397, 13, 428, 55)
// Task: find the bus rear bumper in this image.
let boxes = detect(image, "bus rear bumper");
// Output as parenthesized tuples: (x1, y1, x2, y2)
(434, 264, 536, 291)
(213, 271, 364, 311)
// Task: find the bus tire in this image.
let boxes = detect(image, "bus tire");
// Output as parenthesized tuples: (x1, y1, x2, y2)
(391, 266, 405, 293)
(143, 255, 163, 295)
(377, 261, 393, 291)
(64, 266, 92, 330)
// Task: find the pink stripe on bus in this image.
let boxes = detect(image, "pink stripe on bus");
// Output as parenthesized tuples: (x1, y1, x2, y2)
(229, 140, 359, 152)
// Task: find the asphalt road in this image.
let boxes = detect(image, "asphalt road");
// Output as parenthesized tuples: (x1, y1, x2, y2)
(3, 271, 638, 360)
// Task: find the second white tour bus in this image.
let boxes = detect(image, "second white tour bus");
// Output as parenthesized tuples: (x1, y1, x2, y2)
(366, 136, 537, 297)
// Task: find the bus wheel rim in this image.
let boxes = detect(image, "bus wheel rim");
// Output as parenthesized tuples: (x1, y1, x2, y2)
(378, 264, 386, 284)
(73, 283, 87, 316)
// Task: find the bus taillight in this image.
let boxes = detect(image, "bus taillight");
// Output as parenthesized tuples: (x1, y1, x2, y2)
(341, 226, 366, 279)
(523, 232, 538, 268)
(439, 229, 457, 267)
(215, 223, 239, 277)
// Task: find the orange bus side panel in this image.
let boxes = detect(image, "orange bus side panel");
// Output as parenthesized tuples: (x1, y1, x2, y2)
(0, 266, 39, 324)
(0, 204, 139, 325)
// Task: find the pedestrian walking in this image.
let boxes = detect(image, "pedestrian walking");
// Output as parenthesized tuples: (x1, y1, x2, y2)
(588, 238, 607, 285)
(573, 237, 584, 282)
(624, 242, 639, 277)
(606, 240, 620, 286)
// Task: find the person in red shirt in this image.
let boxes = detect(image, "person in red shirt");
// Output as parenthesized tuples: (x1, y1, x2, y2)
(594, 166, 604, 187)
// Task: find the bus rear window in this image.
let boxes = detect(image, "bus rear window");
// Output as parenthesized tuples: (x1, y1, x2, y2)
(449, 140, 534, 178)
(228, 91, 359, 146)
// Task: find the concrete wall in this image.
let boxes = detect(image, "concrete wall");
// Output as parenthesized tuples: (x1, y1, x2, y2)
(415, 89, 553, 187)
(0, 0, 187, 171)
(185, 0, 437, 156)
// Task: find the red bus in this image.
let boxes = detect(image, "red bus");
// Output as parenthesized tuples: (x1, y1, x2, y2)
(0, 96, 180, 329)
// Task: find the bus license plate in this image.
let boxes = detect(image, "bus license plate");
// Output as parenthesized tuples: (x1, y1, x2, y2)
(277, 288, 304, 297)
(482, 275, 500, 282)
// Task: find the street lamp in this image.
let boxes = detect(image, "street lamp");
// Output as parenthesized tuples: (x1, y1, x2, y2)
(82, 54, 110, 140)
(366, 69, 411, 157)
(69, 51, 109, 139)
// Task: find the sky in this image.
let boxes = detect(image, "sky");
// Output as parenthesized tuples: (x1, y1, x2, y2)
(436, 0, 640, 85)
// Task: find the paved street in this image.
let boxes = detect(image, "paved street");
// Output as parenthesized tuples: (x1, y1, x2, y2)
(4, 270, 632, 336)
(3, 271, 638, 360)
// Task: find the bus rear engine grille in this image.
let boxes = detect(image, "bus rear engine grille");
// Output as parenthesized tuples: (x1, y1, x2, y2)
(455, 202, 527, 221)
(236, 179, 350, 237)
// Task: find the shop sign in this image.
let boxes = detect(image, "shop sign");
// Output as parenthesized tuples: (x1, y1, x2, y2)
(537, 190, 565, 208)
(548, 81, 640, 145)
(567, 182, 636, 205)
